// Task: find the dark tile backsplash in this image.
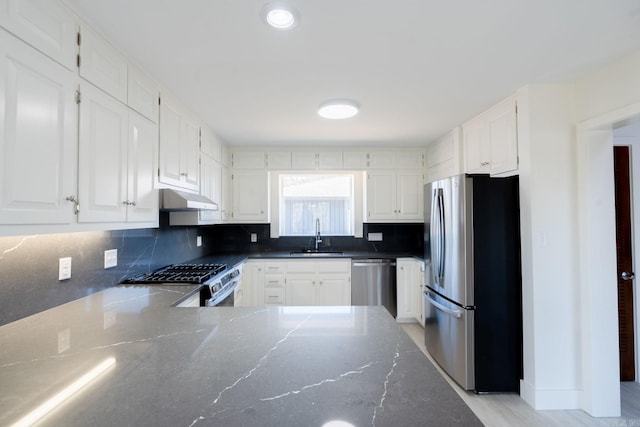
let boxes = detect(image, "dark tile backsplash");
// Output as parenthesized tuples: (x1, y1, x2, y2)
(0, 213, 206, 326)
(203, 223, 424, 255)
(0, 218, 423, 326)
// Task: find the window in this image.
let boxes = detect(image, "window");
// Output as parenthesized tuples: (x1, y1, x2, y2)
(279, 173, 354, 236)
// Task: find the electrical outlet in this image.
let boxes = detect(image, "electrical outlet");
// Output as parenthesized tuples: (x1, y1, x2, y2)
(251, 233, 258, 243)
(368, 232, 383, 241)
(197, 236, 202, 247)
(59, 257, 72, 280)
(104, 249, 117, 269)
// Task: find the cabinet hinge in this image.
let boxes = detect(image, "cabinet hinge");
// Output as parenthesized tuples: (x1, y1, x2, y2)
(158, 96, 161, 106)
(77, 32, 81, 46)
(157, 168, 160, 178)
(75, 90, 81, 104)
(76, 54, 81, 68)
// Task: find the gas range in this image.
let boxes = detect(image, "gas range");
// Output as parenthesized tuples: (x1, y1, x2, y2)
(121, 263, 227, 285)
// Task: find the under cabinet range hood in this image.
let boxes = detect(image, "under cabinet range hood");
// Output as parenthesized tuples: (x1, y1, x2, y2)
(160, 189, 218, 211)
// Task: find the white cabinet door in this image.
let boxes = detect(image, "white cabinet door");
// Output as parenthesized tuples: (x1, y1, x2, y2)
(232, 151, 265, 169)
(78, 24, 127, 103)
(396, 171, 423, 220)
(180, 114, 200, 191)
(0, 34, 77, 224)
(159, 97, 181, 186)
(195, 154, 221, 224)
(242, 261, 263, 306)
(220, 165, 231, 221)
(368, 151, 397, 169)
(127, 110, 158, 223)
(463, 115, 490, 174)
(266, 151, 291, 169)
(231, 170, 268, 222)
(285, 276, 316, 305)
(486, 96, 518, 175)
(200, 126, 221, 162)
(127, 65, 158, 123)
(78, 82, 128, 223)
(397, 151, 424, 170)
(367, 171, 396, 220)
(291, 151, 316, 169)
(158, 94, 199, 191)
(318, 151, 343, 169)
(0, 0, 78, 70)
(317, 277, 350, 305)
(397, 258, 421, 323)
(343, 151, 368, 169)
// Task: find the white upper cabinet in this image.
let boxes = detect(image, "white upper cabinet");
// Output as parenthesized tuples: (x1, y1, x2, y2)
(0, 0, 78, 70)
(126, 110, 158, 223)
(486, 96, 518, 175)
(158, 93, 199, 192)
(397, 151, 424, 170)
(78, 82, 128, 223)
(426, 127, 462, 183)
(127, 65, 159, 123)
(0, 32, 77, 225)
(230, 170, 268, 222)
(463, 94, 518, 176)
(343, 151, 368, 169)
(318, 151, 343, 169)
(200, 126, 222, 163)
(78, 83, 158, 224)
(367, 170, 423, 222)
(78, 23, 127, 103)
(232, 151, 265, 169)
(368, 151, 397, 169)
(266, 151, 291, 170)
(291, 151, 316, 169)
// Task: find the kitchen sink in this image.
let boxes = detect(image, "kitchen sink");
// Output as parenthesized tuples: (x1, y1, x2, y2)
(289, 250, 344, 256)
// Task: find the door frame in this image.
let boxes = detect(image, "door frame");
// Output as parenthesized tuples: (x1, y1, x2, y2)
(576, 100, 640, 416)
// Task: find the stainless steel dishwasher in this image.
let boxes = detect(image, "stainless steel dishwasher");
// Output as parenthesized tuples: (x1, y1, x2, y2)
(351, 259, 397, 317)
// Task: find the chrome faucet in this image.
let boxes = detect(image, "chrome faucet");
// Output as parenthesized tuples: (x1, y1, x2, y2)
(315, 218, 322, 251)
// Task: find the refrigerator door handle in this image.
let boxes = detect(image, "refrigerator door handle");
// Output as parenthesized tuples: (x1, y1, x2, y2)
(434, 188, 446, 284)
(426, 292, 462, 318)
(430, 188, 440, 286)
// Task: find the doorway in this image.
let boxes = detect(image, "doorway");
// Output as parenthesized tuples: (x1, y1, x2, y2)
(613, 144, 637, 382)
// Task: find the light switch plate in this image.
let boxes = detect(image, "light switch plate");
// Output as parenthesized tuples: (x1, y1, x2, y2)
(251, 233, 258, 243)
(59, 257, 72, 280)
(368, 232, 383, 241)
(197, 236, 202, 247)
(104, 249, 117, 269)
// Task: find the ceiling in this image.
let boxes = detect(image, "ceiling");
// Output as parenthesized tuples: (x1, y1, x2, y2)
(64, 0, 640, 147)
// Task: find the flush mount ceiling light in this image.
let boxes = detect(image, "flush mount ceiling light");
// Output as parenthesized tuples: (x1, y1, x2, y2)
(317, 100, 360, 120)
(262, 3, 299, 30)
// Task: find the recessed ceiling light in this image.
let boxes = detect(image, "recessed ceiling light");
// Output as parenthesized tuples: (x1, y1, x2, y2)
(262, 4, 298, 30)
(317, 100, 360, 120)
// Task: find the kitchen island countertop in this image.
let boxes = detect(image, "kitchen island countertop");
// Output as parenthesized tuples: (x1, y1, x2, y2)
(0, 284, 481, 427)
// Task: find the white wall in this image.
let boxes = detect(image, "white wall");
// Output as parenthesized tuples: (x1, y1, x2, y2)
(517, 84, 581, 409)
(574, 49, 640, 123)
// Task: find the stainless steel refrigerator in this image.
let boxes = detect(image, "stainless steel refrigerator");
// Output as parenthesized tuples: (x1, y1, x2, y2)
(424, 174, 522, 393)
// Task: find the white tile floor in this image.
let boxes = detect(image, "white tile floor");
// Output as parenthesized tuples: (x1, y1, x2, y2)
(400, 323, 640, 427)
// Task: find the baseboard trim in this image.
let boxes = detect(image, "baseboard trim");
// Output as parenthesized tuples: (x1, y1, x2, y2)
(520, 379, 581, 410)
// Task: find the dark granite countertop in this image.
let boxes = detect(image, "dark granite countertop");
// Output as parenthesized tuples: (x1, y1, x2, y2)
(0, 284, 481, 427)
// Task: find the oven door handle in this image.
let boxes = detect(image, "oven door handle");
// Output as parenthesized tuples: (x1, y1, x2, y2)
(207, 280, 238, 306)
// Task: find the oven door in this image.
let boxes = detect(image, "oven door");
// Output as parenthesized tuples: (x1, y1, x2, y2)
(206, 280, 238, 307)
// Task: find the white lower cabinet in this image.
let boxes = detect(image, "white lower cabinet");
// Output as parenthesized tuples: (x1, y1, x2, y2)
(243, 259, 351, 307)
(396, 258, 425, 324)
(285, 259, 351, 306)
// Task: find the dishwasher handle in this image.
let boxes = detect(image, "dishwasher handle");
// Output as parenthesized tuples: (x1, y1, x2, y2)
(352, 260, 396, 267)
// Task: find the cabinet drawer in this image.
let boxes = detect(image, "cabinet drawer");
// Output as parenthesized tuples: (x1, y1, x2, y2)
(286, 261, 317, 273)
(264, 274, 285, 288)
(264, 287, 284, 304)
(264, 262, 286, 274)
(317, 260, 351, 274)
